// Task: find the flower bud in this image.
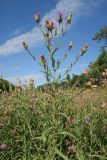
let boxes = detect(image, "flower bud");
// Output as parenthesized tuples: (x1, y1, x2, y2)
(45, 20, 52, 31)
(44, 32, 49, 38)
(81, 43, 88, 55)
(45, 19, 57, 32)
(69, 40, 73, 50)
(101, 101, 107, 109)
(35, 14, 40, 23)
(57, 11, 63, 24)
(58, 15, 63, 24)
(67, 15, 72, 24)
(22, 42, 28, 50)
(40, 55, 46, 64)
(85, 81, 92, 88)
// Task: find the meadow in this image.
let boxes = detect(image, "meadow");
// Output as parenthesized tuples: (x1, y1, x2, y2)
(0, 85, 107, 160)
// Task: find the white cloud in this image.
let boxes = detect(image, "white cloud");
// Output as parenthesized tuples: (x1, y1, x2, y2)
(74, 64, 88, 68)
(9, 28, 22, 37)
(6, 74, 42, 86)
(58, 64, 88, 72)
(0, 0, 106, 57)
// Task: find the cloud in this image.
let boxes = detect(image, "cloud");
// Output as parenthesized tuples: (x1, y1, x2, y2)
(58, 63, 88, 72)
(0, 0, 106, 57)
(6, 74, 42, 86)
(9, 28, 22, 37)
(74, 64, 88, 68)
(8, 67, 21, 71)
(0, 66, 21, 71)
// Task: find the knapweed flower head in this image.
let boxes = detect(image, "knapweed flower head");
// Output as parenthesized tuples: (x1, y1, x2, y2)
(85, 80, 92, 88)
(44, 32, 49, 38)
(69, 40, 73, 50)
(68, 145, 76, 153)
(45, 19, 58, 31)
(57, 11, 63, 17)
(35, 13, 40, 23)
(22, 41, 28, 50)
(81, 43, 88, 55)
(40, 55, 47, 64)
(101, 101, 107, 109)
(0, 144, 7, 151)
(49, 19, 58, 28)
(57, 11, 63, 24)
(67, 15, 72, 24)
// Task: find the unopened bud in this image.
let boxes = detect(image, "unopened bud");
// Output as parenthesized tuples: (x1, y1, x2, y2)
(35, 14, 40, 23)
(69, 41, 73, 50)
(81, 43, 88, 55)
(67, 15, 72, 24)
(22, 42, 28, 50)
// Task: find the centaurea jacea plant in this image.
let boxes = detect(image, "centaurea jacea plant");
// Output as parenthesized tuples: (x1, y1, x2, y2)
(23, 12, 88, 97)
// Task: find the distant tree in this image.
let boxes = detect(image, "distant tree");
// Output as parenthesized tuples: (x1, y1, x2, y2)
(93, 26, 107, 50)
(0, 77, 15, 93)
(88, 50, 107, 84)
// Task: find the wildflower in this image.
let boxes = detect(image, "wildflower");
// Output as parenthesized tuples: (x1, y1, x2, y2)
(40, 55, 46, 64)
(68, 40, 73, 50)
(67, 15, 72, 24)
(101, 101, 107, 109)
(22, 41, 28, 50)
(57, 11, 63, 17)
(34, 13, 40, 23)
(0, 144, 7, 151)
(45, 19, 57, 31)
(64, 139, 71, 146)
(85, 81, 92, 88)
(81, 43, 88, 55)
(68, 145, 76, 153)
(44, 32, 49, 38)
(64, 117, 75, 127)
(57, 11, 63, 24)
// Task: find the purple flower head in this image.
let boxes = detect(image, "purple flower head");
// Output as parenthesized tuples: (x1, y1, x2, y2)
(57, 11, 63, 17)
(0, 144, 7, 151)
(49, 19, 58, 28)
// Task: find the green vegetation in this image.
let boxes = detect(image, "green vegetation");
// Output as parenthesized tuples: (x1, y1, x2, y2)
(0, 77, 15, 93)
(93, 26, 107, 49)
(57, 50, 107, 88)
(0, 85, 107, 160)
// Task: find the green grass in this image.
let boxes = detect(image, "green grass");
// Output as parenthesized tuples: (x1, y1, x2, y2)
(0, 87, 107, 160)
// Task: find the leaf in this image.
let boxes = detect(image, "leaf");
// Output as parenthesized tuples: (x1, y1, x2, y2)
(63, 52, 68, 60)
(57, 60, 61, 68)
(54, 28, 58, 37)
(52, 47, 59, 55)
(55, 148, 69, 160)
(66, 74, 71, 82)
(57, 74, 61, 81)
(65, 68, 70, 74)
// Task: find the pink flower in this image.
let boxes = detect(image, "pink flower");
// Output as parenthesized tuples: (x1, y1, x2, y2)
(0, 144, 7, 151)
(40, 55, 47, 63)
(45, 19, 58, 31)
(57, 11, 63, 24)
(57, 11, 63, 17)
(49, 19, 58, 28)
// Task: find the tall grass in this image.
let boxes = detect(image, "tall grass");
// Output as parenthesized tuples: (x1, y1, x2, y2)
(0, 87, 107, 160)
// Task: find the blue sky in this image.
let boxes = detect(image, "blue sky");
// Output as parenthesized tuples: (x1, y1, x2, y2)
(0, 0, 107, 86)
